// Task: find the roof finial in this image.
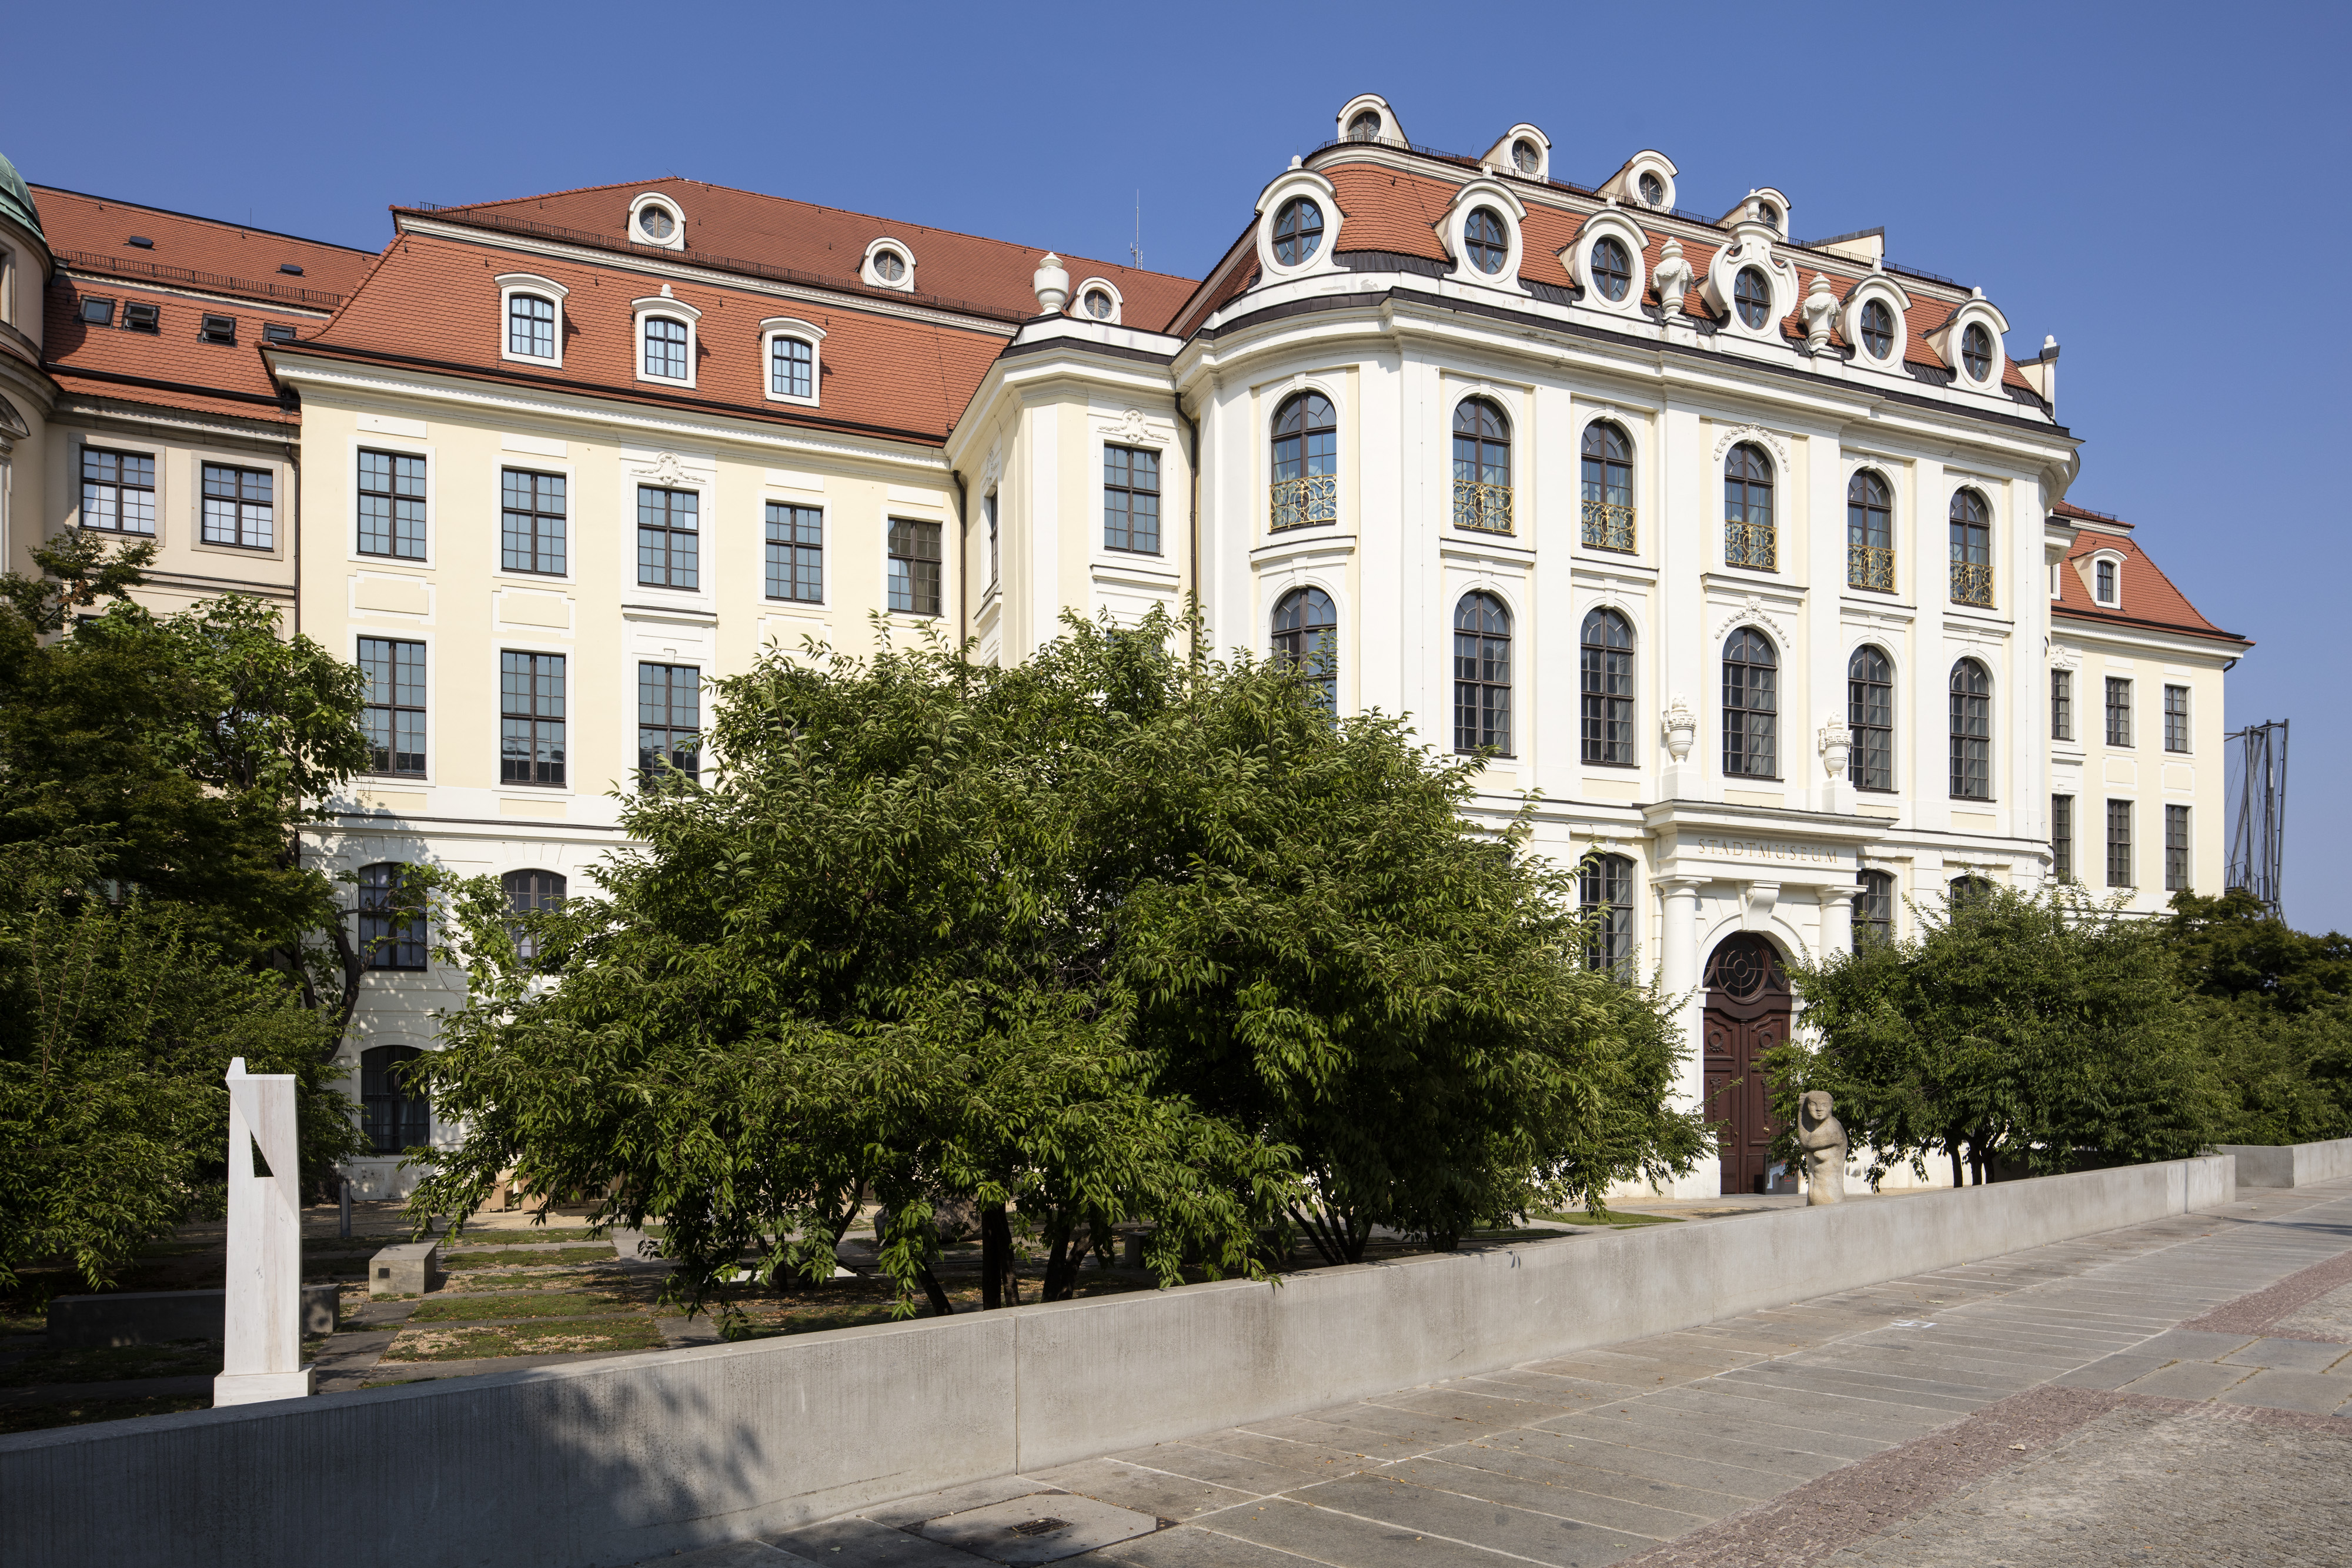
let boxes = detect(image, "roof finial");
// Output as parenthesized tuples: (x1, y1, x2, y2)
(1033, 252, 1070, 315)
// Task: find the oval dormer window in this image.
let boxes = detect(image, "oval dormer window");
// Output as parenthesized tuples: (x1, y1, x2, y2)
(1082, 288, 1112, 320)
(1860, 299, 1894, 359)
(1756, 200, 1780, 229)
(1591, 236, 1631, 302)
(1272, 198, 1323, 266)
(1511, 139, 1539, 175)
(1734, 268, 1771, 329)
(1962, 322, 1994, 380)
(638, 205, 675, 241)
(1348, 111, 1382, 142)
(873, 249, 906, 283)
(1464, 208, 1509, 274)
(1638, 172, 1665, 206)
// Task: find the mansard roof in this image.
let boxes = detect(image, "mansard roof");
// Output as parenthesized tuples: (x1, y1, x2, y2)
(2053, 502, 2246, 647)
(32, 185, 375, 304)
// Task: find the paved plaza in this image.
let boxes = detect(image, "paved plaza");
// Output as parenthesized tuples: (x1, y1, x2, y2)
(660, 1180, 2352, 1568)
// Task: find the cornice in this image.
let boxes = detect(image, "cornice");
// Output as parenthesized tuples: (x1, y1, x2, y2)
(57, 266, 337, 319)
(52, 393, 298, 447)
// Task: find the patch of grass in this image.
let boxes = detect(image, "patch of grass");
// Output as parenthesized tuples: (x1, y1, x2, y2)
(443, 1228, 610, 1246)
(0, 1340, 222, 1388)
(1530, 1209, 1682, 1228)
(430, 1268, 638, 1295)
(380, 1315, 666, 1362)
(0, 1392, 210, 1435)
(406, 1292, 634, 1323)
(437, 1245, 614, 1270)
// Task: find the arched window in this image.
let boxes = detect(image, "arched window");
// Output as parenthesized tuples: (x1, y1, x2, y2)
(1847, 471, 1893, 591)
(1581, 852, 1636, 975)
(1949, 874, 1994, 908)
(1724, 443, 1775, 570)
(1347, 111, 1383, 142)
(357, 862, 426, 971)
(507, 293, 554, 359)
(1271, 586, 1337, 711)
(1848, 646, 1893, 792)
(1452, 592, 1511, 755)
(1722, 628, 1778, 778)
(1638, 171, 1666, 206)
(1270, 392, 1337, 530)
(1960, 323, 1994, 381)
(1581, 422, 1634, 552)
(1451, 398, 1511, 533)
(359, 1045, 429, 1155)
(1464, 208, 1509, 273)
(1950, 490, 1992, 606)
(1859, 298, 1894, 360)
(1733, 267, 1771, 329)
(1856, 870, 1896, 949)
(1580, 608, 1635, 765)
(769, 335, 814, 400)
(1949, 658, 1992, 800)
(642, 315, 689, 381)
(502, 869, 565, 968)
(1590, 236, 1632, 301)
(1272, 198, 1323, 266)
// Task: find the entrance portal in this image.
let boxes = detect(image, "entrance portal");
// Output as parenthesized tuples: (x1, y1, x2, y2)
(1703, 932, 1790, 1195)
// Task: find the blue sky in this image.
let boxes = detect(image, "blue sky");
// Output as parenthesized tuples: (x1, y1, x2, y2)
(8, 1, 2345, 929)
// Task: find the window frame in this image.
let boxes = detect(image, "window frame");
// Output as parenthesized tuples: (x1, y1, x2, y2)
(2163, 684, 2191, 753)
(1949, 488, 1994, 607)
(1589, 235, 1632, 301)
(632, 296, 701, 387)
(1463, 206, 1511, 275)
(200, 460, 275, 551)
(636, 483, 702, 592)
(355, 444, 429, 563)
(1858, 298, 1895, 359)
(1855, 869, 1896, 948)
(79, 295, 115, 327)
(499, 466, 567, 578)
(1451, 591, 1512, 757)
(358, 1042, 429, 1151)
(1732, 266, 1772, 329)
(1271, 586, 1338, 712)
(1949, 657, 1992, 801)
(2165, 804, 2191, 892)
(1579, 852, 1637, 975)
(496, 273, 569, 367)
(79, 445, 158, 537)
(357, 635, 429, 779)
(1450, 396, 1512, 534)
(498, 648, 568, 790)
(1723, 442, 1776, 572)
(759, 316, 826, 407)
(1271, 197, 1324, 266)
(2106, 798, 2134, 888)
(1579, 607, 1635, 767)
(2104, 677, 2133, 748)
(199, 313, 238, 345)
(1102, 443, 1162, 556)
(887, 516, 944, 617)
(121, 300, 161, 333)
(764, 500, 824, 604)
(2052, 794, 2074, 881)
(1579, 420, 1635, 553)
(1722, 626, 1780, 779)
(1847, 644, 1894, 792)
(502, 869, 567, 971)
(1846, 469, 1893, 591)
(1270, 389, 1339, 531)
(356, 864, 427, 972)
(2051, 668, 2074, 741)
(2093, 556, 2120, 606)
(638, 661, 701, 787)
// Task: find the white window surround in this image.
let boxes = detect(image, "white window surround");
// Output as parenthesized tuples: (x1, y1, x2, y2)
(1071, 278, 1124, 325)
(2085, 549, 2125, 607)
(628, 193, 686, 251)
(1565, 209, 1651, 319)
(1436, 178, 1529, 295)
(1840, 272, 1913, 368)
(1720, 188, 1793, 239)
(1484, 123, 1551, 182)
(1254, 167, 1344, 281)
(493, 636, 579, 797)
(495, 273, 569, 369)
(352, 627, 437, 788)
(757, 316, 826, 407)
(1598, 151, 1678, 213)
(1334, 92, 1404, 146)
(632, 296, 701, 387)
(492, 454, 579, 587)
(1700, 222, 1800, 344)
(1445, 382, 1526, 493)
(861, 238, 917, 293)
(1927, 293, 2013, 392)
(346, 435, 436, 570)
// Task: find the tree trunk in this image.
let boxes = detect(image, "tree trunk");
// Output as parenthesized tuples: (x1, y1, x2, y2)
(915, 1263, 953, 1317)
(980, 1203, 1018, 1309)
(1950, 1148, 1965, 1189)
(1041, 1231, 1074, 1302)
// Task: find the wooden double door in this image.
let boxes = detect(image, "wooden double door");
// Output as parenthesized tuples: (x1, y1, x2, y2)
(1702, 934, 1790, 1195)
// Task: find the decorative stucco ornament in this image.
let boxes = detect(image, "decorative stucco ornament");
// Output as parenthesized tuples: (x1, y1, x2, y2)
(1652, 239, 1694, 320)
(1662, 696, 1697, 761)
(1033, 253, 1070, 315)
(1803, 272, 1840, 355)
(1797, 1090, 1848, 1206)
(1818, 718, 1853, 778)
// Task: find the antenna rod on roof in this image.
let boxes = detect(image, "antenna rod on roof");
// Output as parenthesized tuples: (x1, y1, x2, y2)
(1132, 190, 1141, 270)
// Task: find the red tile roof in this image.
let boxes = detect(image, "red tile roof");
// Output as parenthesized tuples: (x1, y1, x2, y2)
(31, 185, 376, 303)
(420, 178, 1200, 332)
(2053, 511, 2245, 646)
(46, 280, 300, 425)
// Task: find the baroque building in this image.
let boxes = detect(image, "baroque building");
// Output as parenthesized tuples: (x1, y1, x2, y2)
(0, 98, 2249, 1198)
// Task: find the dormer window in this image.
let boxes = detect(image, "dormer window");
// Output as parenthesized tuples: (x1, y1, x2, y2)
(1511, 139, 1540, 175)
(1962, 323, 1994, 380)
(1273, 198, 1323, 265)
(1347, 110, 1382, 141)
(633, 293, 701, 386)
(860, 238, 918, 291)
(1591, 237, 1631, 301)
(1860, 299, 1893, 359)
(2095, 559, 2119, 606)
(199, 313, 237, 345)
(1081, 287, 1112, 319)
(759, 316, 825, 407)
(509, 294, 555, 359)
(644, 317, 687, 379)
(637, 205, 676, 242)
(1757, 200, 1780, 228)
(1464, 208, 1509, 273)
(1638, 172, 1665, 205)
(1733, 268, 1771, 329)
(873, 249, 904, 283)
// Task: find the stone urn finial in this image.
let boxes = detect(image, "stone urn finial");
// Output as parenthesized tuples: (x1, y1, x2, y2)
(1803, 272, 1840, 355)
(1818, 718, 1853, 779)
(1033, 252, 1070, 315)
(1662, 696, 1697, 762)
(1653, 239, 1693, 320)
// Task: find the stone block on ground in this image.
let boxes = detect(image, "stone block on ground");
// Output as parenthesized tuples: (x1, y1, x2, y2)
(368, 1241, 443, 1298)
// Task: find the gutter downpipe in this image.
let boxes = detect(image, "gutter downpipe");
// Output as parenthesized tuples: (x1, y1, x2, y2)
(951, 467, 968, 651)
(1180, 406, 1200, 662)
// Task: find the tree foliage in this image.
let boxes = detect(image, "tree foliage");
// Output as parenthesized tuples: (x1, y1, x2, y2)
(1769, 884, 2220, 1186)
(410, 611, 1705, 1319)
(2166, 890, 2352, 1144)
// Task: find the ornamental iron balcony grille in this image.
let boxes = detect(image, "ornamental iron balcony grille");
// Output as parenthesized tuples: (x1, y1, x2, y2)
(1269, 474, 1337, 531)
(1582, 499, 1636, 553)
(1453, 480, 1514, 534)
(1725, 520, 1778, 571)
(1950, 560, 1994, 607)
(1848, 544, 1895, 592)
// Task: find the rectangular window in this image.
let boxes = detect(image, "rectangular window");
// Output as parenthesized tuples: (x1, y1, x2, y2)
(770, 335, 813, 399)
(201, 462, 273, 549)
(81, 447, 156, 536)
(199, 313, 237, 345)
(888, 517, 943, 617)
(1103, 444, 1160, 554)
(642, 316, 689, 380)
(2165, 804, 2191, 892)
(2050, 669, 2072, 741)
(2106, 799, 2133, 888)
(508, 293, 556, 359)
(2164, 685, 2190, 753)
(500, 469, 567, 576)
(358, 637, 426, 777)
(985, 491, 1000, 588)
(2104, 677, 2133, 747)
(263, 322, 296, 344)
(764, 503, 823, 603)
(499, 651, 566, 788)
(122, 301, 159, 333)
(638, 663, 700, 785)
(2052, 794, 2073, 881)
(80, 296, 114, 326)
(358, 448, 426, 559)
(358, 865, 427, 972)
(636, 485, 699, 589)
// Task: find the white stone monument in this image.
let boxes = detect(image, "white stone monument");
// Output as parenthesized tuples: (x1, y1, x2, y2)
(215, 1057, 314, 1406)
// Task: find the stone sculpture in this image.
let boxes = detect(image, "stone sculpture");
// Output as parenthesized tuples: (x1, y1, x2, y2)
(1796, 1089, 1847, 1206)
(215, 1057, 313, 1405)
(1652, 239, 1694, 320)
(1803, 272, 1840, 355)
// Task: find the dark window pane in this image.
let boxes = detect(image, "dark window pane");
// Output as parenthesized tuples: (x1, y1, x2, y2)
(356, 864, 427, 972)
(1272, 198, 1323, 266)
(499, 650, 566, 787)
(637, 485, 699, 590)
(357, 449, 426, 559)
(765, 503, 824, 603)
(1104, 444, 1161, 554)
(501, 469, 566, 576)
(1579, 609, 1635, 765)
(638, 663, 701, 786)
(1580, 853, 1636, 975)
(1271, 587, 1337, 711)
(887, 518, 943, 616)
(1722, 627, 1778, 777)
(359, 1044, 429, 1151)
(1452, 592, 1511, 755)
(1848, 645, 1893, 791)
(770, 335, 814, 398)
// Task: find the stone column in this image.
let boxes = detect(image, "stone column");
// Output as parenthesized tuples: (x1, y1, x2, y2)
(215, 1057, 313, 1407)
(1656, 875, 1712, 1198)
(1817, 884, 1857, 959)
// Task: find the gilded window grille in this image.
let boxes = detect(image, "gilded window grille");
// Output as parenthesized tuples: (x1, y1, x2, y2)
(1582, 499, 1636, 553)
(1950, 560, 1994, 607)
(1269, 473, 1337, 531)
(1725, 520, 1778, 571)
(1847, 543, 1895, 591)
(1453, 480, 1514, 534)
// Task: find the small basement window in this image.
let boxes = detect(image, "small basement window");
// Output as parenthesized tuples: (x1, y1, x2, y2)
(80, 297, 114, 326)
(200, 313, 238, 344)
(122, 302, 160, 333)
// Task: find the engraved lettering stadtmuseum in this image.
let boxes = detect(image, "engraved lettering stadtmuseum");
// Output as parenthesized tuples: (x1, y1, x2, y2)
(1693, 837, 1845, 865)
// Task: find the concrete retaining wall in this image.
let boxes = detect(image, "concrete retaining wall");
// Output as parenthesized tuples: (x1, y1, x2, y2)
(0, 1155, 2234, 1568)
(2216, 1138, 2352, 1188)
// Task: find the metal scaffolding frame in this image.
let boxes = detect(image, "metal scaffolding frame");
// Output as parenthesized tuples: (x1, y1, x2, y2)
(2225, 719, 2289, 918)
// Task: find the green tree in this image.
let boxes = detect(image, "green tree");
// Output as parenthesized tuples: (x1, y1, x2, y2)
(409, 611, 1705, 1318)
(2166, 890, 2352, 1143)
(1770, 883, 2220, 1186)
